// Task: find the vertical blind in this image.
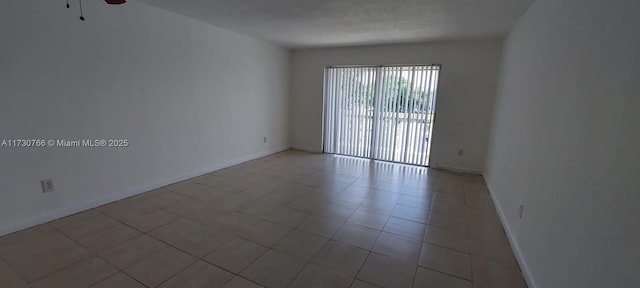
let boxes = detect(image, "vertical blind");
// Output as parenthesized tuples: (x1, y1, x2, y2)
(323, 65, 440, 166)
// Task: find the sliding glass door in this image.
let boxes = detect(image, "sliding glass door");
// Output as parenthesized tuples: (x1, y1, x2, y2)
(323, 65, 440, 166)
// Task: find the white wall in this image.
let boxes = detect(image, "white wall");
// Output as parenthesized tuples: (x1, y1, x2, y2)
(0, 0, 290, 235)
(291, 40, 502, 173)
(485, 0, 640, 287)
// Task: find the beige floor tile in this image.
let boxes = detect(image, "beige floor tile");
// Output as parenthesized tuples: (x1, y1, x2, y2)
(469, 239, 518, 267)
(357, 253, 416, 288)
(222, 276, 264, 288)
(426, 175, 463, 195)
(134, 189, 190, 209)
(77, 224, 141, 252)
(210, 178, 256, 195)
(191, 172, 227, 185)
(236, 219, 292, 247)
(311, 180, 353, 192)
(424, 225, 470, 253)
(90, 273, 146, 288)
(149, 218, 233, 257)
(332, 193, 368, 206)
(463, 185, 492, 207)
(397, 194, 432, 209)
(124, 247, 196, 287)
(286, 196, 327, 214)
(471, 256, 526, 288)
(428, 210, 468, 233)
(312, 240, 368, 278)
(97, 197, 154, 214)
(366, 192, 402, 205)
(340, 185, 378, 198)
(257, 189, 307, 207)
(161, 196, 212, 211)
(12, 240, 93, 282)
(0, 223, 55, 243)
(391, 204, 429, 224)
(166, 182, 217, 199)
(234, 186, 275, 203)
(333, 224, 381, 250)
(0, 228, 71, 263)
(317, 201, 359, 219)
(0, 151, 526, 288)
(358, 198, 397, 215)
(297, 214, 345, 238)
(272, 229, 328, 260)
(464, 190, 495, 209)
(419, 243, 472, 280)
(100, 235, 167, 269)
(467, 221, 517, 266)
(466, 207, 501, 228)
(289, 263, 353, 288)
(351, 279, 380, 288)
(353, 179, 404, 192)
(259, 206, 311, 228)
(100, 199, 174, 230)
(382, 216, 426, 240)
(467, 219, 507, 239)
(414, 267, 472, 288)
(432, 192, 465, 206)
(207, 194, 253, 213)
(372, 232, 422, 262)
(0, 258, 28, 288)
(159, 261, 234, 288)
(203, 210, 260, 235)
(431, 199, 467, 216)
(204, 237, 268, 274)
(47, 211, 102, 232)
(31, 257, 117, 288)
(53, 214, 121, 240)
(306, 190, 342, 203)
(401, 187, 435, 198)
(347, 210, 389, 230)
(239, 250, 306, 288)
(118, 209, 178, 232)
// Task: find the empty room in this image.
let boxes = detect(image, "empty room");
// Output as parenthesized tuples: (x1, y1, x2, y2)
(1, 0, 638, 287)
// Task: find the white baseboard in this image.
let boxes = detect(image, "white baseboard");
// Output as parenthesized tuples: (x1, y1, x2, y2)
(431, 164, 483, 175)
(0, 146, 290, 237)
(290, 145, 322, 153)
(483, 177, 538, 288)
(288, 149, 483, 176)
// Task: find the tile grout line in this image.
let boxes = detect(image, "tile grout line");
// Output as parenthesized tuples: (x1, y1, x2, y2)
(0, 246, 31, 286)
(94, 209, 192, 287)
(1, 152, 513, 288)
(462, 179, 476, 284)
(62, 209, 181, 287)
(353, 250, 373, 286)
(285, 261, 311, 287)
(26, 223, 117, 285)
(149, 257, 200, 288)
(44, 209, 162, 288)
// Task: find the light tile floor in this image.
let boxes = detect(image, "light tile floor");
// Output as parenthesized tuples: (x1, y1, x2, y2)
(0, 150, 526, 288)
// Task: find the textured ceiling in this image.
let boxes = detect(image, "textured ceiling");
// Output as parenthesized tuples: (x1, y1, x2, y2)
(138, 0, 533, 48)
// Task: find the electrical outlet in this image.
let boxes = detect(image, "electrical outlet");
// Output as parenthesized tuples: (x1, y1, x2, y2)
(263, 137, 267, 143)
(519, 204, 525, 218)
(41, 179, 55, 193)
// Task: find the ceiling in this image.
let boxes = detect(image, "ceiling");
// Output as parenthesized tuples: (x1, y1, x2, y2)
(138, 0, 534, 48)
